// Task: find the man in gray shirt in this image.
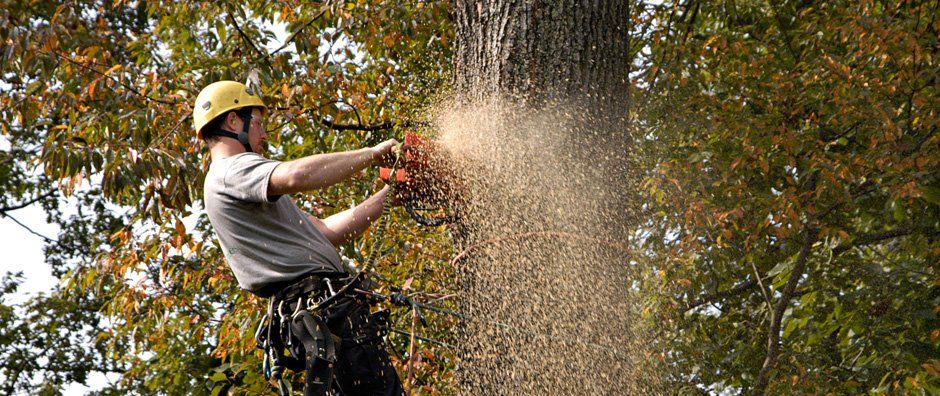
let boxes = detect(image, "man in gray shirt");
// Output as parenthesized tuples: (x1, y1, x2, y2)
(195, 80, 404, 395)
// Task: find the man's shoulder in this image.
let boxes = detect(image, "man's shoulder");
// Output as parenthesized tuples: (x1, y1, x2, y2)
(210, 152, 257, 166)
(205, 153, 283, 204)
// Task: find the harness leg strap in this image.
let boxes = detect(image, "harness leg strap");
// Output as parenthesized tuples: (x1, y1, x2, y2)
(290, 310, 337, 396)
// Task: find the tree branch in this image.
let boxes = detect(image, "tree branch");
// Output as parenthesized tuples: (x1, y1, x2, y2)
(681, 278, 758, 313)
(0, 213, 55, 243)
(752, 226, 818, 395)
(750, 260, 773, 310)
(227, 10, 275, 71)
(268, 8, 329, 57)
(0, 190, 57, 214)
(832, 225, 916, 256)
(45, 50, 181, 105)
(319, 118, 395, 132)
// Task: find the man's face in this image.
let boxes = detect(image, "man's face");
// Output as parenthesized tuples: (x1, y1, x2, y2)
(246, 108, 268, 155)
(226, 108, 268, 155)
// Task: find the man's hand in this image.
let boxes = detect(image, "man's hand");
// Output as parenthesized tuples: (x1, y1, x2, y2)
(379, 184, 402, 206)
(371, 138, 400, 167)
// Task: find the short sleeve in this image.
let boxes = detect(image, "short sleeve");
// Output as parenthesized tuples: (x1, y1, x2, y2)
(223, 154, 282, 203)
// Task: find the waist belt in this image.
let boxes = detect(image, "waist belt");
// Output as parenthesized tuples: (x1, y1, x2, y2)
(253, 271, 348, 300)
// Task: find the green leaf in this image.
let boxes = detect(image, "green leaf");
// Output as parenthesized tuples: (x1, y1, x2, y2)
(216, 20, 227, 44)
(921, 185, 940, 206)
(767, 259, 792, 277)
(892, 198, 906, 221)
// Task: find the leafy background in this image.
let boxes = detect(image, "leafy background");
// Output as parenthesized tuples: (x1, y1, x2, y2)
(0, 0, 936, 395)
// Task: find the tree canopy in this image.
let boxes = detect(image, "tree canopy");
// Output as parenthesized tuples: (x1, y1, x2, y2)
(636, 0, 938, 394)
(0, 0, 936, 395)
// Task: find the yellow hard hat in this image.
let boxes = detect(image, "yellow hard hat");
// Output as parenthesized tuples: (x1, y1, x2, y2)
(192, 80, 267, 138)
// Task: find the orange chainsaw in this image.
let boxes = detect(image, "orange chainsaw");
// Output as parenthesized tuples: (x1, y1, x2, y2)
(379, 131, 461, 226)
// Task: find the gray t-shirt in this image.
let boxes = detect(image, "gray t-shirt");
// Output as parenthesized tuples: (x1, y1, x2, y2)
(204, 153, 344, 293)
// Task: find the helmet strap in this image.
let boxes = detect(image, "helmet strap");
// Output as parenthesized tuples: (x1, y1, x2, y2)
(204, 110, 254, 153)
(235, 108, 254, 153)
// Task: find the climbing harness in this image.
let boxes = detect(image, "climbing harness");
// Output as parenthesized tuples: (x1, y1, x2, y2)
(256, 274, 337, 396)
(256, 272, 390, 396)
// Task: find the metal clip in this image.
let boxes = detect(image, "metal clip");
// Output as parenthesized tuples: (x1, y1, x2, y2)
(291, 296, 304, 320)
(324, 278, 336, 296)
(277, 300, 286, 322)
(262, 343, 271, 380)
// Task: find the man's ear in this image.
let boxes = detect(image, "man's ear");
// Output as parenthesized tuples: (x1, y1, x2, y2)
(224, 111, 240, 131)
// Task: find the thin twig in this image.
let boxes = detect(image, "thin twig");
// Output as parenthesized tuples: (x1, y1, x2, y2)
(682, 279, 757, 313)
(1, 213, 55, 242)
(320, 118, 395, 132)
(45, 50, 181, 105)
(268, 8, 329, 57)
(274, 101, 395, 132)
(227, 9, 274, 70)
(0, 190, 57, 214)
(389, 328, 455, 349)
(750, 260, 773, 311)
(426, 294, 458, 304)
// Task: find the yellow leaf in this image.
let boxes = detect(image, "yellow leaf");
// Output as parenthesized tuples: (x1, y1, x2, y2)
(104, 64, 122, 76)
(50, 5, 66, 25)
(88, 79, 98, 99)
(84, 46, 101, 58)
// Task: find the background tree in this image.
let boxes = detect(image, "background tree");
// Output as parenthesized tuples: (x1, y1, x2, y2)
(637, 0, 938, 394)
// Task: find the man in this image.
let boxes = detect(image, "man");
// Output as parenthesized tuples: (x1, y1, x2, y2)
(194, 80, 405, 395)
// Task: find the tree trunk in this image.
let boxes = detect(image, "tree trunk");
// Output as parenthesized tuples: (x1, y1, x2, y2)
(447, 1, 658, 394)
(453, 0, 631, 106)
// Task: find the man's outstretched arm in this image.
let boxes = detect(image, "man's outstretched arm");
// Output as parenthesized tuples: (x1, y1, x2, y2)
(268, 139, 397, 196)
(306, 186, 391, 247)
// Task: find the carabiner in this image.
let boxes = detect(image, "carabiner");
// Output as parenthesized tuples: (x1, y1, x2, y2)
(262, 343, 271, 380)
(291, 296, 304, 319)
(324, 278, 336, 296)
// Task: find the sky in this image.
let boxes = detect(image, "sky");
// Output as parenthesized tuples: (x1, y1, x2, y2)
(0, 205, 60, 302)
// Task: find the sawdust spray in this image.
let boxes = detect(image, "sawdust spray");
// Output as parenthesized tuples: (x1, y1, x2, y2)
(428, 98, 663, 394)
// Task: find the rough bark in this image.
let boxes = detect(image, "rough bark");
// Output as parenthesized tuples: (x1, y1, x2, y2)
(453, 0, 631, 107)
